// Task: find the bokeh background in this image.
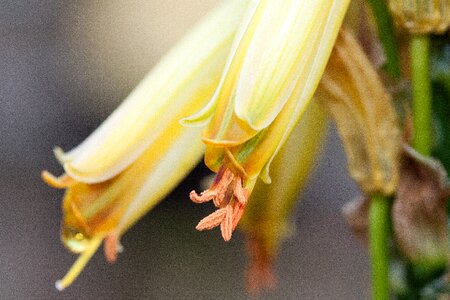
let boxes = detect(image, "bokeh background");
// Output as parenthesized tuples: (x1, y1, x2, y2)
(0, 1, 370, 299)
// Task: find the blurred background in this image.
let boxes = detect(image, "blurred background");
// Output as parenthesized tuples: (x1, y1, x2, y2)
(0, 1, 369, 299)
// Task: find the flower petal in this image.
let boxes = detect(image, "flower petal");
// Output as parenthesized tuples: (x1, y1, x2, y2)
(180, 0, 260, 127)
(57, 0, 250, 184)
(240, 100, 327, 294)
(231, 0, 350, 182)
(61, 122, 205, 253)
(57, 118, 205, 289)
(234, 0, 327, 130)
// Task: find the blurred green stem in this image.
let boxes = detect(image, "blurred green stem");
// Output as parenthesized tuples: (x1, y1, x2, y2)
(411, 35, 432, 156)
(369, 194, 390, 300)
(366, 0, 401, 77)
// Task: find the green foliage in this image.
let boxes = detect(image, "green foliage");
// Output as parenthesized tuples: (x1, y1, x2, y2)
(431, 41, 450, 173)
(366, 0, 401, 77)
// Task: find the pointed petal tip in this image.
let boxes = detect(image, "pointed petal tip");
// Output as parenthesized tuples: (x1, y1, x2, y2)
(259, 166, 272, 184)
(41, 170, 76, 189)
(202, 137, 244, 147)
(53, 147, 67, 163)
(234, 110, 266, 131)
(220, 224, 232, 241)
(179, 116, 210, 128)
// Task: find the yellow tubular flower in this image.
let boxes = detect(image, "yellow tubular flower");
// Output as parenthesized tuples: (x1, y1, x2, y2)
(184, 0, 350, 241)
(50, 0, 249, 184)
(42, 0, 250, 290)
(240, 101, 327, 295)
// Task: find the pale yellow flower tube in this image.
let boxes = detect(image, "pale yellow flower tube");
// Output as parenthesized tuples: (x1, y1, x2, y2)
(55, 0, 250, 184)
(45, 0, 251, 290)
(240, 101, 327, 294)
(186, 0, 350, 241)
(185, 0, 350, 180)
(55, 122, 205, 290)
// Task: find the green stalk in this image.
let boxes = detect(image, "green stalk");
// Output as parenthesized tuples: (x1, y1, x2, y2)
(366, 0, 401, 78)
(411, 35, 432, 156)
(369, 194, 391, 300)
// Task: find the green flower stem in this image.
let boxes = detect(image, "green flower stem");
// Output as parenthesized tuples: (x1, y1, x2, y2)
(366, 0, 401, 78)
(411, 35, 432, 156)
(369, 194, 391, 300)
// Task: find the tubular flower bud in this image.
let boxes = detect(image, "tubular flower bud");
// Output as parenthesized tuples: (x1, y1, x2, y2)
(186, 0, 350, 241)
(53, 0, 249, 184)
(240, 101, 327, 295)
(389, 0, 450, 34)
(44, 123, 205, 290)
(42, 0, 250, 290)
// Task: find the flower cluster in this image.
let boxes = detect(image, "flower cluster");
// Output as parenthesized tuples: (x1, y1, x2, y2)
(44, 0, 350, 290)
(43, 0, 450, 297)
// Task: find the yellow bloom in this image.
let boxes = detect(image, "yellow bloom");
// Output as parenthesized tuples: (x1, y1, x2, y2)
(51, 0, 249, 184)
(185, 0, 350, 241)
(240, 101, 327, 294)
(42, 0, 250, 290)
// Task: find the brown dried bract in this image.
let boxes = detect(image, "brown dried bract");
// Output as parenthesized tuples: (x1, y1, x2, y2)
(317, 27, 401, 195)
(392, 145, 450, 264)
(342, 196, 370, 246)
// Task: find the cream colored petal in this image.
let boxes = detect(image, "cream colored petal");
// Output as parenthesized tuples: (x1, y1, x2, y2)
(118, 126, 204, 233)
(58, 0, 249, 183)
(202, 0, 349, 178)
(241, 100, 327, 256)
(180, 0, 260, 127)
(256, 0, 350, 182)
(239, 101, 327, 294)
(58, 120, 205, 289)
(60, 120, 204, 247)
(234, 0, 326, 130)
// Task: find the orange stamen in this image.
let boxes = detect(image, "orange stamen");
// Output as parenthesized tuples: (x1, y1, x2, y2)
(196, 208, 227, 230)
(245, 235, 277, 295)
(232, 203, 245, 231)
(220, 204, 233, 241)
(233, 177, 248, 205)
(190, 166, 249, 241)
(189, 190, 217, 204)
(103, 231, 122, 263)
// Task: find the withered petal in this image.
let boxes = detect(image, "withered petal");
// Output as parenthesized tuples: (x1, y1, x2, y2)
(392, 145, 449, 265)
